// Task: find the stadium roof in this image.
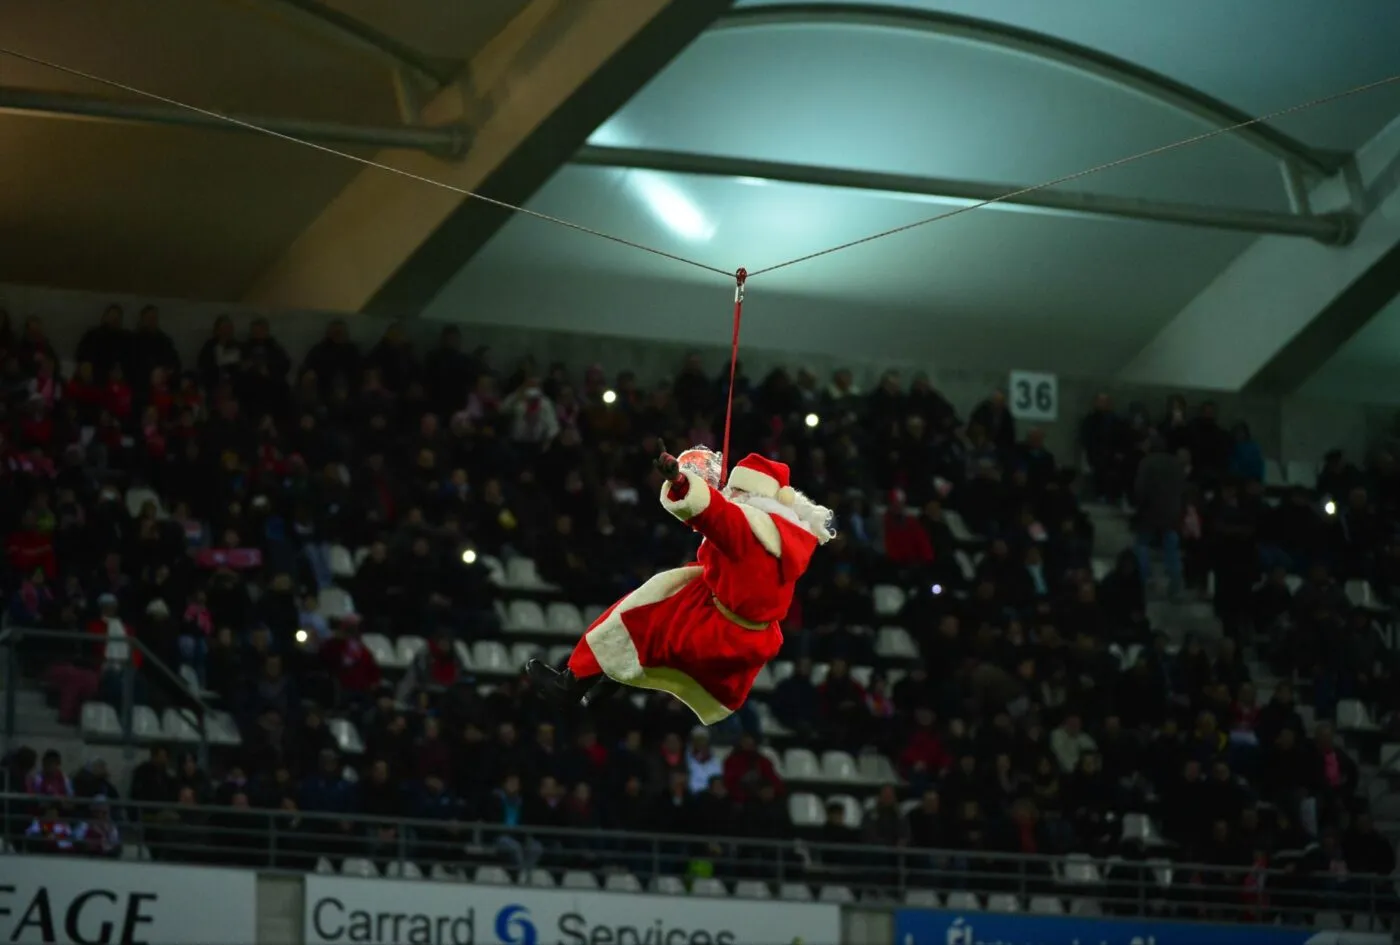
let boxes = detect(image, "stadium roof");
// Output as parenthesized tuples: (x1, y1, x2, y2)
(3, 0, 1400, 399)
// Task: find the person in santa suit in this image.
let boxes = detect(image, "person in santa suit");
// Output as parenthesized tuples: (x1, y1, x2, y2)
(527, 446, 835, 725)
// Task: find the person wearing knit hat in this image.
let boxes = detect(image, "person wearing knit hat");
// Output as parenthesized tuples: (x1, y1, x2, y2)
(527, 443, 835, 724)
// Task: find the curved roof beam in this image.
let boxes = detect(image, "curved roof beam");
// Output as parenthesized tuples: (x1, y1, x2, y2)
(239, 0, 457, 89)
(712, 3, 1342, 177)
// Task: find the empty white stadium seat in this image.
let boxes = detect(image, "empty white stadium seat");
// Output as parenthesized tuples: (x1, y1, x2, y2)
(733, 881, 771, 900)
(479, 554, 506, 586)
(317, 587, 356, 621)
(872, 584, 905, 616)
(452, 640, 475, 671)
(604, 873, 643, 893)
(1121, 813, 1165, 846)
(986, 894, 1020, 913)
(750, 664, 776, 694)
(858, 753, 897, 783)
(809, 662, 830, 686)
(1058, 854, 1103, 885)
(545, 603, 585, 635)
(784, 749, 820, 780)
(561, 871, 599, 890)
(1029, 896, 1064, 915)
(341, 766, 359, 784)
(327, 718, 365, 755)
(328, 544, 356, 579)
(430, 864, 464, 882)
(1090, 558, 1112, 581)
(904, 889, 941, 907)
(769, 660, 794, 683)
(754, 701, 791, 737)
(396, 635, 428, 669)
(160, 708, 200, 743)
(125, 487, 163, 519)
(385, 861, 423, 879)
(761, 747, 784, 775)
(505, 600, 547, 634)
(849, 665, 873, 688)
(132, 706, 162, 740)
(120, 843, 150, 861)
(955, 550, 977, 581)
(691, 878, 728, 898)
(315, 857, 335, 874)
(1337, 698, 1378, 731)
(829, 794, 863, 828)
(581, 604, 607, 625)
(943, 510, 979, 542)
(1263, 460, 1286, 488)
(526, 869, 555, 888)
(472, 641, 512, 673)
(341, 858, 378, 878)
(820, 751, 859, 782)
(650, 876, 686, 896)
(875, 626, 919, 659)
(546, 645, 573, 666)
(779, 883, 814, 902)
(1345, 580, 1380, 610)
(1147, 858, 1174, 888)
(509, 642, 543, 669)
(207, 710, 242, 746)
(819, 886, 855, 904)
(81, 702, 121, 740)
(1069, 898, 1102, 916)
(359, 633, 398, 669)
(503, 557, 555, 591)
(788, 793, 824, 827)
(178, 665, 202, 694)
(945, 892, 981, 911)
(1380, 744, 1400, 773)
(474, 867, 513, 886)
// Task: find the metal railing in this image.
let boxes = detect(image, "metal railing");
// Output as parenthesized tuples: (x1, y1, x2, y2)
(0, 793, 1392, 931)
(0, 626, 213, 765)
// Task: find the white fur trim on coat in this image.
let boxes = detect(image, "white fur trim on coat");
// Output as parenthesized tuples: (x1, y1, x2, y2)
(659, 470, 712, 520)
(738, 505, 783, 557)
(583, 564, 731, 724)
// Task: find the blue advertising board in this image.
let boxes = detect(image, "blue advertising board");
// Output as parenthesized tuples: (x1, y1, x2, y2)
(893, 909, 1390, 945)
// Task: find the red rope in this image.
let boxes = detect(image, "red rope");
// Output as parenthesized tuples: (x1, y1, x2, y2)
(720, 268, 747, 483)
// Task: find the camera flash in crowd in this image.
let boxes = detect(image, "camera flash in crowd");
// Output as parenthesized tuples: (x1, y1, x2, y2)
(461, 548, 478, 565)
(295, 629, 308, 644)
(1324, 499, 1337, 516)
(602, 389, 618, 405)
(804, 413, 820, 428)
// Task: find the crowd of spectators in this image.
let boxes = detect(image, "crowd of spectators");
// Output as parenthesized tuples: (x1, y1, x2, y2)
(0, 303, 1396, 917)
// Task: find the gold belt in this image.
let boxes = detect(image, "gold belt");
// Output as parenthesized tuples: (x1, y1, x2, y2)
(712, 596, 768, 631)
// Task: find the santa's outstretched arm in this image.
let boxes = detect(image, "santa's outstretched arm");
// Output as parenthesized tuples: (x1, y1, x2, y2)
(656, 457, 768, 561)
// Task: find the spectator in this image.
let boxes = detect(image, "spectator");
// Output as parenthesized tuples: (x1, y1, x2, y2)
(1133, 435, 1186, 597)
(1050, 712, 1097, 774)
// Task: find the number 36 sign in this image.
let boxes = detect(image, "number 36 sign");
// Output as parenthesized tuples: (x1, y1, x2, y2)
(1008, 370, 1058, 422)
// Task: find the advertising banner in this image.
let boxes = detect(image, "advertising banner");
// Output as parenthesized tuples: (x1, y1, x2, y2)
(304, 874, 841, 945)
(894, 908, 1391, 945)
(0, 857, 257, 945)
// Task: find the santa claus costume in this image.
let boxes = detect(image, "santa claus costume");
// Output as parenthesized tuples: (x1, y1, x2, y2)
(527, 447, 834, 724)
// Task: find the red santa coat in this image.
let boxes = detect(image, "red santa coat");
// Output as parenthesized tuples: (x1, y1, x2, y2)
(567, 469, 818, 724)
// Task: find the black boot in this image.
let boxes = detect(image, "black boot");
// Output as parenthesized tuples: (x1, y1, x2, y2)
(526, 659, 619, 709)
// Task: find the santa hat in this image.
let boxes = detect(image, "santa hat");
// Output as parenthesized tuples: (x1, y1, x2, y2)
(728, 453, 797, 506)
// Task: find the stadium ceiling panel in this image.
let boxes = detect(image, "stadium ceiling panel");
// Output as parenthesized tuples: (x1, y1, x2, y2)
(430, 0, 1400, 391)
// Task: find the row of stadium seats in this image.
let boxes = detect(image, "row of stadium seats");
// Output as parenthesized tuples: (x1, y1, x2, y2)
(80, 703, 242, 746)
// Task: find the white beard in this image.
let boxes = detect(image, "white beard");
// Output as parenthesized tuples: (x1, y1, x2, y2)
(726, 490, 836, 544)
